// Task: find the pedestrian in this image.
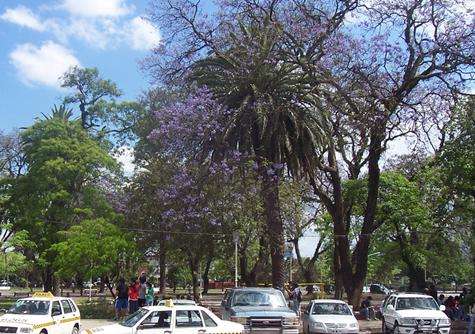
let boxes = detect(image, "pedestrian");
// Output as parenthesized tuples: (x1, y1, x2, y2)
(115, 278, 128, 320)
(290, 282, 302, 317)
(428, 283, 438, 301)
(138, 273, 147, 307)
(361, 296, 374, 320)
(438, 294, 445, 306)
(146, 282, 155, 306)
(128, 279, 139, 314)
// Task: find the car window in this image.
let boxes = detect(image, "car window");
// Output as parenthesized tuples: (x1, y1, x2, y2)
(141, 311, 172, 328)
(201, 310, 217, 327)
(396, 297, 438, 310)
(52, 301, 62, 316)
(67, 300, 77, 313)
(311, 303, 352, 315)
(231, 290, 286, 307)
(61, 300, 73, 313)
(120, 309, 149, 327)
(8, 300, 50, 315)
(175, 310, 203, 327)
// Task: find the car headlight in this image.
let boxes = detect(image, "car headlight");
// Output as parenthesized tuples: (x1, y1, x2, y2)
(230, 316, 248, 324)
(400, 318, 417, 325)
(282, 316, 299, 326)
(349, 322, 358, 328)
(439, 318, 450, 325)
(312, 322, 325, 328)
(19, 328, 33, 333)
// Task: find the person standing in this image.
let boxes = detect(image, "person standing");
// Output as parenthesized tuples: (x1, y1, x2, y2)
(291, 283, 302, 317)
(146, 282, 155, 306)
(115, 278, 128, 320)
(128, 279, 139, 314)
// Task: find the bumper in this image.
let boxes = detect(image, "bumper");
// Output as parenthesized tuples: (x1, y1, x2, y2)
(309, 329, 359, 334)
(243, 328, 299, 334)
(396, 325, 451, 334)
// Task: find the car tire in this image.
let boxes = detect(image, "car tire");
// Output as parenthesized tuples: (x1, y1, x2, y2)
(382, 319, 387, 333)
(72, 326, 79, 334)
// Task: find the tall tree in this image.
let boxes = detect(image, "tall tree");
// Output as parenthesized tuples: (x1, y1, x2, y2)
(4, 118, 116, 293)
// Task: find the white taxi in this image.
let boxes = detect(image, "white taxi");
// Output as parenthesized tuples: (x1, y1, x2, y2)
(83, 300, 243, 334)
(0, 292, 81, 334)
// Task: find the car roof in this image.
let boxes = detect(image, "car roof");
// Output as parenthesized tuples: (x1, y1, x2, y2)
(311, 299, 348, 304)
(144, 305, 204, 311)
(391, 293, 433, 298)
(229, 287, 280, 292)
(21, 296, 68, 302)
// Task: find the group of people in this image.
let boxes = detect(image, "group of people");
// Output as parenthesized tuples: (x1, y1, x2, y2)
(115, 272, 155, 319)
(438, 288, 471, 321)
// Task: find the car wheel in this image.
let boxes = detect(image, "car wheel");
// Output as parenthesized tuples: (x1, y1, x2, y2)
(382, 319, 387, 333)
(72, 326, 79, 334)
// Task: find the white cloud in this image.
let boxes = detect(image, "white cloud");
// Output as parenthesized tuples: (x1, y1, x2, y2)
(0, 6, 45, 31)
(9, 41, 80, 89)
(125, 17, 160, 50)
(59, 0, 132, 17)
(114, 146, 135, 176)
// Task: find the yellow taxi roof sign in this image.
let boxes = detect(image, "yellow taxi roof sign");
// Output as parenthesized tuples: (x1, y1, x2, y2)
(32, 292, 55, 298)
(164, 299, 174, 307)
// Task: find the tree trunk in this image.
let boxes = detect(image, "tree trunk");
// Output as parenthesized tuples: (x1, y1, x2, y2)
(104, 276, 116, 299)
(188, 256, 201, 302)
(159, 234, 167, 294)
(239, 253, 249, 286)
(202, 255, 213, 294)
(43, 266, 54, 293)
(249, 231, 269, 286)
(261, 169, 285, 290)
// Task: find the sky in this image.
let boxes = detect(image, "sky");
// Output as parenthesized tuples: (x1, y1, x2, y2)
(0, 0, 158, 131)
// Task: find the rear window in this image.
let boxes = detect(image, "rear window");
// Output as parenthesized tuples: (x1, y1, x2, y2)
(61, 300, 73, 313)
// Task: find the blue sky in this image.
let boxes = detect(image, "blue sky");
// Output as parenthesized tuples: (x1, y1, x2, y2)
(0, 0, 158, 131)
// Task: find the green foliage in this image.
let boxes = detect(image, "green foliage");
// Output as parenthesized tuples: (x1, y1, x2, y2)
(78, 300, 115, 319)
(53, 218, 138, 281)
(2, 118, 119, 284)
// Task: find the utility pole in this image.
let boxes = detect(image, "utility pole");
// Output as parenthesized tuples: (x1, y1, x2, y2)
(233, 232, 240, 288)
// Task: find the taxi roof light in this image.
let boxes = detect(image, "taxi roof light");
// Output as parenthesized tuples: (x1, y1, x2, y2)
(164, 299, 174, 307)
(32, 292, 54, 299)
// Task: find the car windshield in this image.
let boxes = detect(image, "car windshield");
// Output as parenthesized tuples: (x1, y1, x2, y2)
(396, 297, 439, 310)
(312, 303, 352, 315)
(120, 309, 149, 327)
(8, 300, 50, 315)
(231, 291, 286, 307)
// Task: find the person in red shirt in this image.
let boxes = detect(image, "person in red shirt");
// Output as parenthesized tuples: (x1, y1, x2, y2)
(128, 279, 139, 314)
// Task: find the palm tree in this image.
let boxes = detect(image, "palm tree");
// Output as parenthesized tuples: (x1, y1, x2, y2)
(190, 17, 323, 289)
(42, 104, 75, 122)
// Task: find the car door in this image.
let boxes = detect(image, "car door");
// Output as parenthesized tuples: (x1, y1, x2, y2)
(302, 301, 313, 330)
(173, 309, 206, 334)
(60, 299, 77, 334)
(51, 300, 67, 334)
(136, 310, 173, 334)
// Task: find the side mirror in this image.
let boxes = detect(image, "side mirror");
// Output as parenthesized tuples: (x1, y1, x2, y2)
(387, 305, 395, 311)
(439, 305, 446, 312)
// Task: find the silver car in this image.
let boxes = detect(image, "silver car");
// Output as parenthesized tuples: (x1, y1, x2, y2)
(302, 299, 359, 334)
(220, 287, 299, 334)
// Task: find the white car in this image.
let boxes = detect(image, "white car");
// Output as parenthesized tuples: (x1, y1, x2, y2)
(0, 292, 81, 334)
(302, 299, 359, 334)
(83, 301, 244, 334)
(381, 293, 451, 334)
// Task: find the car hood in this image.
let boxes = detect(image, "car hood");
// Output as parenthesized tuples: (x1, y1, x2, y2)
(396, 309, 448, 319)
(231, 306, 295, 317)
(309, 315, 357, 323)
(220, 320, 245, 330)
(0, 314, 49, 326)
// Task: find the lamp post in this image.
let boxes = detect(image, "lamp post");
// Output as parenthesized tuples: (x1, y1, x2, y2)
(233, 232, 240, 287)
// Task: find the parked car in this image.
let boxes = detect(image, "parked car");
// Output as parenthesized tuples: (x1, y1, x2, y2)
(381, 293, 451, 334)
(0, 292, 80, 334)
(302, 299, 359, 334)
(83, 300, 243, 334)
(370, 284, 392, 295)
(220, 287, 299, 334)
